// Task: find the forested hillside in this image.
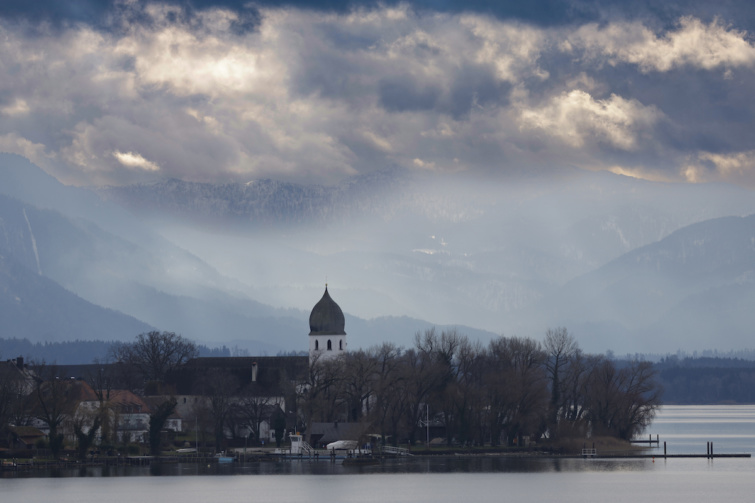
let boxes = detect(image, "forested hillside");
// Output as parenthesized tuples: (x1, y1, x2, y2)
(654, 357, 755, 404)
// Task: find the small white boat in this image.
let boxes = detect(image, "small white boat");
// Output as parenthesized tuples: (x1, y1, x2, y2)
(326, 440, 358, 451)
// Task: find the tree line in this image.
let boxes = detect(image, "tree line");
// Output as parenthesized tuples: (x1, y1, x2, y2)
(2, 328, 662, 458)
(298, 327, 662, 446)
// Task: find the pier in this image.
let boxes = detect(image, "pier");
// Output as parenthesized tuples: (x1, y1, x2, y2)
(630, 434, 660, 446)
(579, 437, 750, 459)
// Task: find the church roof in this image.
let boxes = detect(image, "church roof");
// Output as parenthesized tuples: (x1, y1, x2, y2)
(309, 286, 346, 336)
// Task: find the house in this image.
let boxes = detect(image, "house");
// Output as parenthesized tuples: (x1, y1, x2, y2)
(77, 389, 152, 444)
(6, 425, 46, 450)
(0, 357, 36, 395)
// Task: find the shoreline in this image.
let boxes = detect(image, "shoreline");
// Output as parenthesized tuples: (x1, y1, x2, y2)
(2, 449, 750, 476)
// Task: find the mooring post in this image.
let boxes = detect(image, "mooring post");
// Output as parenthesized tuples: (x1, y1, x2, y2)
(664, 441, 666, 458)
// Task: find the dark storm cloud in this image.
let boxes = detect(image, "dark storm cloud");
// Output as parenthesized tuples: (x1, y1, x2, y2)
(378, 64, 510, 119)
(6, 1, 753, 28)
(0, 0, 113, 23)
(379, 78, 441, 113)
(2, 1, 755, 186)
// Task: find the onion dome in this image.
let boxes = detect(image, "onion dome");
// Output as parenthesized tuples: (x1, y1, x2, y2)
(309, 286, 346, 335)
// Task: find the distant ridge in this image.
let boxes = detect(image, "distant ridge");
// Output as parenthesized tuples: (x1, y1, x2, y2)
(97, 168, 411, 226)
(0, 253, 153, 343)
(539, 214, 755, 353)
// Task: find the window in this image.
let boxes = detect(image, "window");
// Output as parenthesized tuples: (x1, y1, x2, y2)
(315, 340, 319, 350)
(339, 340, 343, 350)
(327, 339, 332, 350)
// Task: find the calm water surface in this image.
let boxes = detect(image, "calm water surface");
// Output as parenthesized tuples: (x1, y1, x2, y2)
(648, 404, 755, 455)
(1, 405, 753, 502)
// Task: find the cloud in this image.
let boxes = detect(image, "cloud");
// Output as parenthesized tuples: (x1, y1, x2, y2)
(518, 90, 662, 150)
(1, 99, 30, 116)
(0, 133, 54, 171)
(113, 150, 161, 171)
(568, 17, 755, 72)
(683, 150, 755, 186)
(0, 3, 755, 187)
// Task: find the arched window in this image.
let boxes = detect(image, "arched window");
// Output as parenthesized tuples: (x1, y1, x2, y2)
(339, 340, 343, 350)
(327, 339, 332, 350)
(315, 340, 319, 350)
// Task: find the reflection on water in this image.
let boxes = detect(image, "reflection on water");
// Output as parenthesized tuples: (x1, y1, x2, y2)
(4, 456, 652, 478)
(1, 459, 753, 503)
(647, 405, 755, 455)
(2, 404, 755, 503)
(3, 456, 654, 479)
(9, 404, 752, 478)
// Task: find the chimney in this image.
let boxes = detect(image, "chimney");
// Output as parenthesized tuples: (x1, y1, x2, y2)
(16, 356, 24, 369)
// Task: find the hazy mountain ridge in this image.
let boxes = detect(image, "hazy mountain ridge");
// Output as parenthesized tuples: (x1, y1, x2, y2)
(97, 167, 412, 226)
(5, 152, 755, 354)
(92, 162, 755, 351)
(540, 215, 755, 352)
(0, 252, 152, 342)
(0, 155, 498, 354)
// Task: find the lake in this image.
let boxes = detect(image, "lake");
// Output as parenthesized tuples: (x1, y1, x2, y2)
(1, 405, 753, 502)
(647, 404, 755, 455)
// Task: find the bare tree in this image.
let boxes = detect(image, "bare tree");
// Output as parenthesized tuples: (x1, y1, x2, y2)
(149, 397, 178, 455)
(0, 362, 32, 435)
(486, 336, 549, 446)
(447, 337, 485, 446)
(584, 358, 662, 440)
(233, 390, 278, 444)
(110, 331, 198, 384)
(84, 360, 114, 403)
(401, 329, 453, 445)
(557, 350, 599, 436)
(297, 353, 344, 438)
(198, 369, 239, 452)
(543, 327, 579, 438)
(31, 364, 76, 458)
(368, 343, 405, 446)
(73, 411, 101, 460)
(340, 349, 378, 421)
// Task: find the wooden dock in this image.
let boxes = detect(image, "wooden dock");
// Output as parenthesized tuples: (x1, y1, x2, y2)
(581, 438, 750, 459)
(578, 453, 750, 459)
(630, 434, 660, 445)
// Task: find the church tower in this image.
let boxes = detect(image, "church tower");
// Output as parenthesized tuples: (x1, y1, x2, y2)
(308, 285, 347, 363)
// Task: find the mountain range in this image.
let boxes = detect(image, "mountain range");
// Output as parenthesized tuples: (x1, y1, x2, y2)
(2, 152, 755, 357)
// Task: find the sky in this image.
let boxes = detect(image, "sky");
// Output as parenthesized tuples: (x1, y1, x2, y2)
(2, 0, 755, 188)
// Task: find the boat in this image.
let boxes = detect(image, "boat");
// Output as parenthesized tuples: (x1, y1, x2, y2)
(326, 440, 359, 451)
(216, 453, 234, 463)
